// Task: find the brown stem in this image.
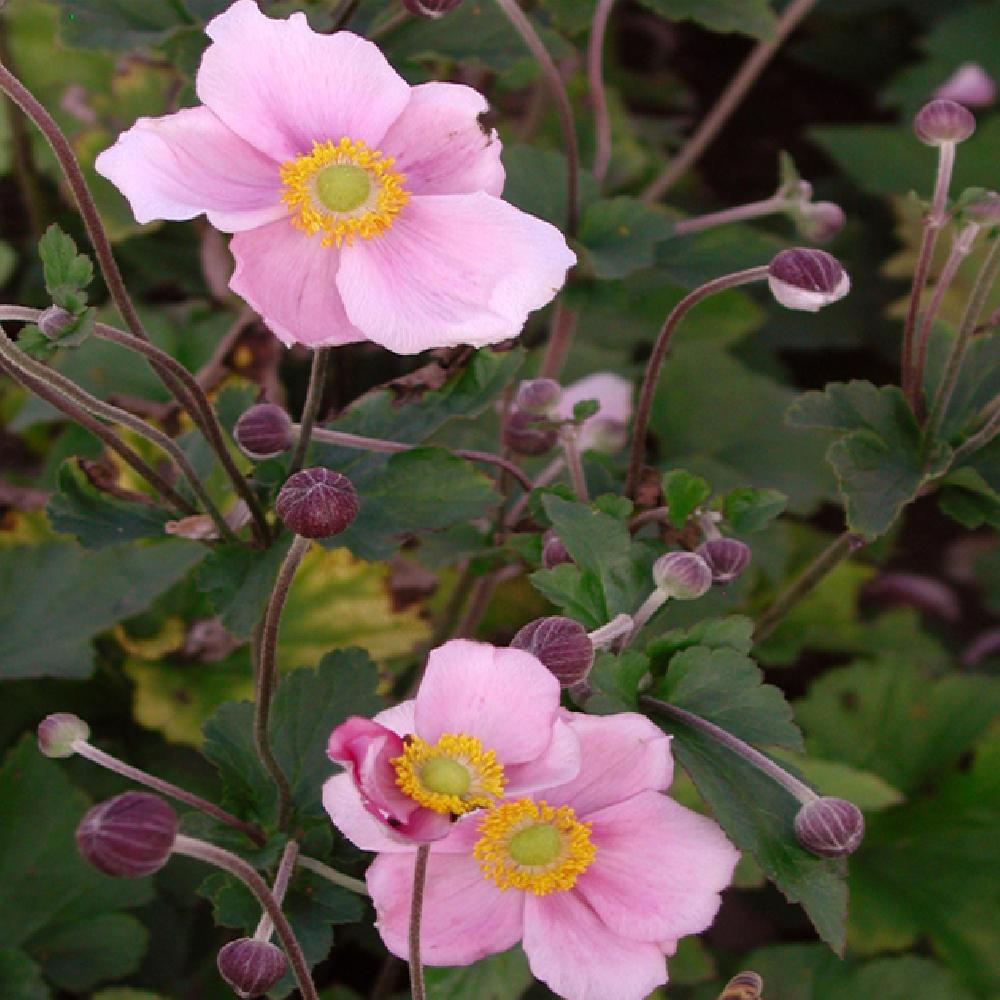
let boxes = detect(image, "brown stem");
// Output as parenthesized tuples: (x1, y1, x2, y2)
(289, 348, 330, 474)
(588, 0, 617, 183)
(537, 301, 579, 382)
(408, 845, 430, 1000)
(254, 839, 298, 942)
(561, 428, 588, 501)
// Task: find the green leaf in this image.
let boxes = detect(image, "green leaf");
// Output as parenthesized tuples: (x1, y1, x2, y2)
(501, 146, 599, 230)
(58, 0, 191, 49)
(769, 754, 904, 811)
(529, 563, 607, 628)
(587, 649, 650, 713)
(36, 914, 148, 993)
(635, 0, 777, 39)
(38, 225, 93, 309)
(661, 469, 711, 528)
(0, 540, 203, 679)
(723, 486, 787, 533)
(0, 949, 49, 1000)
(649, 615, 755, 659)
(578, 197, 674, 279)
(425, 947, 532, 1000)
(571, 398, 600, 422)
(937, 467, 1000, 529)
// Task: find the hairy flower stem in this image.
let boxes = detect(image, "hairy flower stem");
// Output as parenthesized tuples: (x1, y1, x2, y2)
(753, 531, 865, 645)
(289, 348, 330, 474)
(172, 835, 319, 1000)
(254, 840, 298, 942)
(0, 326, 235, 540)
(588, 0, 617, 183)
(639, 696, 817, 805)
(561, 428, 589, 501)
(254, 534, 310, 830)
(625, 266, 768, 499)
(641, 0, 817, 202)
(493, 0, 579, 235)
(408, 844, 431, 1000)
(297, 855, 370, 896)
(672, 194, 791, 237)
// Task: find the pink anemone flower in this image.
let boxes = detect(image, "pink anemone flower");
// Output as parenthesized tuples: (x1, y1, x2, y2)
(557, 373, 633, 453)
(334, 711, 739, 1000)
(95, 0, 575, 354)
(324, 639, 581, 844)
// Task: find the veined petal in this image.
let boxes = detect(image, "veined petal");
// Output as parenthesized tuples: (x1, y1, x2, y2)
(504, 717, 581, 797)
(323, 773, 421, 853)
(95, 106, 284, 232)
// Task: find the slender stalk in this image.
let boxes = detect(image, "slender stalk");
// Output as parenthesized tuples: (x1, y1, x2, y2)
(455, 572, 501, 638)
(588, 0, 617, 183)
(640, 696, 817, 804)
(172, 836, 319, 1000)
(561, 428, 589, 501)
(297, 855, 370, 896)
(408, 844, 431, 1000)
(588, 612, 634, 649)
(504, 455, 565, 528)
(672, 193, 789, 237)
(641, 0, 818, 202)
(493, 0, 580, 235)
(254, 840, 299, 942)
(289, 348, 330, 474)
(254, 534, 310, 829)
(629, 506, 670, 532)
(753, 531, 864, 644)
(625, 266, 769, 498)
(330, 0, 361, 30)
(537, 300, 578, 382)
(629, 589, 667, 636)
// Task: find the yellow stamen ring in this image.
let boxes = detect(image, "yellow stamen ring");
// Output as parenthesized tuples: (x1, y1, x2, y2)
(280, 137, 409, 247)
(473, 799, 596, 895)
(391, 733, 506, 816)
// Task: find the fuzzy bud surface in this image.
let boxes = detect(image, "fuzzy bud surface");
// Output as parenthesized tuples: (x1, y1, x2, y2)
(276, 467, 359, 538)
(76, 792, 177, 877)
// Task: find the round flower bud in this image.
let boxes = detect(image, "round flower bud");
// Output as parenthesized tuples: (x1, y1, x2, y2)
(217, 938, 287, 999)
(37, 712, 90, 758)
(76, 792, 177, 877)
(652, 551, 712, 600)
(913, 98, 976, 146)
(794, 796, 864, 859)
(795, 200, 846, 244)
(935, 63, 996, 109)
(234, 404, 294, 460)
(38, 305, 76, 341)
(515, 378, 562, 416)
(542, 531, 573, 569)
(403, 0, 463, 17)
(503, 410, 558, 456)
(767, 248, 850, 312)
(275, 468, 359, 539)
(721, 971, 764, 998)
(696, 538, 751, 584)
(511, 616, 594, 687)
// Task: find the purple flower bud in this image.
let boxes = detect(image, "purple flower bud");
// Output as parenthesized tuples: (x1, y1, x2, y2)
(795, 201, 846, 244)
(696, 538, 751, 584)
(511, 616, 594, 686)
(275, 467, 359, 539)
(965, 191, 1000, 225)
(652, 551, 712, 600)
(794, 796, 864, 858)
(913, 98, 976, 146)
(37, 712, 90, 758)
(542, 531, 573, 569)
(503, 410, 558, 456)
(234, 404, 294, 460)
(934, 63, 996, 110)
(767, 248, 850, 312)
(217, 938, 287, 998)
(720, 972, 764, 998)
(38, 305, 76, 341)
(515, 378, 562, 416)
(403, 0, 463, 17)
(76, 792, 177, 877)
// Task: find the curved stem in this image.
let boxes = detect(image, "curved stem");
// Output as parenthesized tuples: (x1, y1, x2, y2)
(588, 0, 617, 183)
(297, 854, 370, 896)
(672, 193, 789, 237)
(289, 348, 330, 475)
(561, 427, 588, 501)
(254, 839, 299, 942)
(408, 844, 430, 1000)
(537, 301, 578, 381)
(641, 0, 817, 202)
(172, 836, 318, 1000)
(624, 266, 768, 498)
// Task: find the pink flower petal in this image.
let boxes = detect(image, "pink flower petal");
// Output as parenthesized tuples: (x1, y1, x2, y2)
(336, 193, 576, 354)
(557, 373, 633, 453)
(373, 699, 416, 737)
(576, 791, 739, 942)
(95, 106, 284, 232)
(505, 717, 581, 797)
(229, 220, 366, 348)
(523, 891, 667, 1000)
(380, 82, 504, 197)
(414, 640, 562, 765)
(198, 1, 410, 163)
(322, 773, 416, 853)
(367, 848, 524, 965)
(541, 713, 673, 815)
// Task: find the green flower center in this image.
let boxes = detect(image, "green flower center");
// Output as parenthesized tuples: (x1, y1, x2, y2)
(315, 164, 371, 213)
(420, 756, 471, 798)
(508, 823, 562, 866)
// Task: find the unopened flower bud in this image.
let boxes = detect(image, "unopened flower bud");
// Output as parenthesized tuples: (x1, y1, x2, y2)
(37, 712, 90, 758)
(217, 938, 287, 998)
(914, 98, 976, 146)
(275, 467, 359, 538)
(965, 191, 1000, 225)
(504, 410, 558, 456)
(542, 531, 573, 569)
(696, 538, 751, 584)
(515, 378, 562, 416)
(234, 404, 294, 460)
(511, 616, 594, 686)
(768, 248, 850, 312)
(719, 972, 764, 999)
(934, 63, 996, 109)
(38, 305, 75, 341)
(652, 551, 712, 600)
(795, 201, 846, 244)
(794, 796, 864, 858)
(76, 792, 177, 877)
(403, 0, 463, 17)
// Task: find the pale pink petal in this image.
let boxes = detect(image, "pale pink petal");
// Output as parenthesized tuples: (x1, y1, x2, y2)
(380, 83, 504, 197)
(576, 791, 738, 942)
(322, 773, 414, 853)
(336, 193, 576, 354)
(95, 106, 284, 232)
(523, 892, 667, 1000)
(414, 640, 561, 765)
(229, 220, 366, 348)
(198, 1, 410, 163)
(373, 699, 416, 737)
(367, 848, 524, 965)
(541, 713, 673, 815)
(505, 717, 581, 797)
(557, 373, 633, 453)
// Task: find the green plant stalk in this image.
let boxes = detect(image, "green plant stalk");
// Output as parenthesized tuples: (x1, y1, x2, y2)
(560, 427, 589, 501)
(289, 347, 330, 474)
(672, 193, 791, 237)
(297, 854, 370, 896)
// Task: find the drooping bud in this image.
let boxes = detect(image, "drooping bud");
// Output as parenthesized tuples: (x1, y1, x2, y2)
(403, 0, 463, 17)
(217, 938, 288, 999)
(234, 404, 294, 460)
(767, 248, 850, 312)
(515, 378, 562, 416)
(503, 410, 558, 456)
(696, 538, 751, 584)
(76, 792, 177, 877)
(795, 201, 846, 244)
(37, 712, 90, 758)
(934, 63, 996, 109)
(275, 467, 359, 538)
(38, 305, 76, 341)
(542, 531, 573, 569)
(794, 796, 864, 858)
(652, 551, 713, 600)
(511, 616, 594, 686)
(913, 98, 976, 146)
